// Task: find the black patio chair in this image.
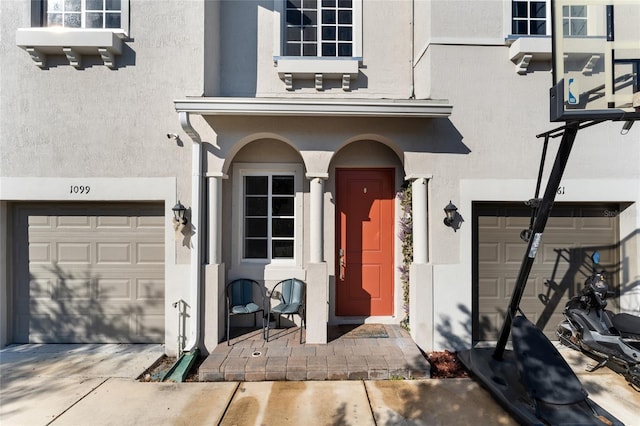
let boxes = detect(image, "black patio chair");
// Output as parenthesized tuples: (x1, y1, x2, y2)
(266, 278, 306, 343)
(225, 278, 266, 346)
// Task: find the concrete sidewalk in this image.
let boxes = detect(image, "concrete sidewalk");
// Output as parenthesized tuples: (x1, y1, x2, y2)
(1, 344, 639, 425)
(2, 377, 517, 425)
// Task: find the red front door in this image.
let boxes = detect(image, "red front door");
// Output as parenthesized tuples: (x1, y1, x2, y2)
(336, 168, 394, 316)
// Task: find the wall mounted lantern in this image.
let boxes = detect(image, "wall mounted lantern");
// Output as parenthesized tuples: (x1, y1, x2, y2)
(172, 201, 188, 225)
(443, 201, 458, 229)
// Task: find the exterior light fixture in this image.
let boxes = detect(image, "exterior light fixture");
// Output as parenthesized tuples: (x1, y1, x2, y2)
(443, 201, 458, 228)
(172, 201, 188, 225)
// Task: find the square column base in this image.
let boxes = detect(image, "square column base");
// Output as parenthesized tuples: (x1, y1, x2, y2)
(305, 262, 328, 344)
(410, 263, 434, 352)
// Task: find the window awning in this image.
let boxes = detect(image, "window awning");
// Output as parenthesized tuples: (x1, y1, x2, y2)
(174, 97, 452, 118)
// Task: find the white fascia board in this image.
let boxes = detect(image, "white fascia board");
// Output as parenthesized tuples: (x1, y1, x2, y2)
(174, 97, 453, 118)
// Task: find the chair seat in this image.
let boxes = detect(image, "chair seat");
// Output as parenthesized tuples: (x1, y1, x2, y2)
(272, 302, 300, 315)
(231, 302, 261, 314)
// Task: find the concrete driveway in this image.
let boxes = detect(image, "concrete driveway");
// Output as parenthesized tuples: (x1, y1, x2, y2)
(1, 344, 639, 426)
(0, 344, 165, 425)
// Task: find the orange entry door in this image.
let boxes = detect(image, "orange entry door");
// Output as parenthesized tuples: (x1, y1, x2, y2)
(336, 168, 394, 316)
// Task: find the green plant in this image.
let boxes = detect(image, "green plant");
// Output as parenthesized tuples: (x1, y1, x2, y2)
(397, 183, 413, 331)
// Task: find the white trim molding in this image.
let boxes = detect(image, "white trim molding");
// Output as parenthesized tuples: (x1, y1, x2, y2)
(174, 97, 452, 118)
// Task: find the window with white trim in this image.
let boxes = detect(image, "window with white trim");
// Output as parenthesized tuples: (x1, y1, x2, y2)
(46, 0, 122, 29)
(284, 0, 354, 57)
(512, 0, 550, 36)
(562, 5, 587, 36)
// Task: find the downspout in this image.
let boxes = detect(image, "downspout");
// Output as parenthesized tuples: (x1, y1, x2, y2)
(179, 111, 203, 353)
(410, 0, 415, 99)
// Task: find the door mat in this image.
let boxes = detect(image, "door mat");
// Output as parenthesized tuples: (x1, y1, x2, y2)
(339, 324, 389, 339)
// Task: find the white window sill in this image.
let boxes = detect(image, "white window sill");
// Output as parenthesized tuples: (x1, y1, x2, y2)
(506, 36, 552, 74)
(274, 57, 361, 91)
(16, 28, 127, 69)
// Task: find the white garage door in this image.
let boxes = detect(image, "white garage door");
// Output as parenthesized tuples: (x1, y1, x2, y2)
(475, 203, 619, 341)
(13, 203, 165, 343)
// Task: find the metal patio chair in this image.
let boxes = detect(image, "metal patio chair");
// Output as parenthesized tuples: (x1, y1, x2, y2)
(266, 278, 306, 343)
(225, 278, 266, 346)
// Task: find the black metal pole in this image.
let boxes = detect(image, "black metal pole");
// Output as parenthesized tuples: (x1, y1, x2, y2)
(493, 121, 580, 360)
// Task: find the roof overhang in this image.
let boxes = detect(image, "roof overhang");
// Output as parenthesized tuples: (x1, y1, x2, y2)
(174, 97, 452, 118)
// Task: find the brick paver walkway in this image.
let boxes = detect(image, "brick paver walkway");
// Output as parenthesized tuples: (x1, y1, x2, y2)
(199, 324, 431, 381)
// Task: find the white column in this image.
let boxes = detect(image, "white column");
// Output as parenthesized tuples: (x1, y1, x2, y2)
(307, 174, 327, 263)
(206, 173, 227, 265)
(306, 173, 328, 343)
(409, 175, 433, 351)
(412, 177, 429, 264)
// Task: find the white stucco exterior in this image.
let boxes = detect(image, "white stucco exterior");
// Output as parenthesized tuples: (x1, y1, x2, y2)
(1, 0, 638, 355)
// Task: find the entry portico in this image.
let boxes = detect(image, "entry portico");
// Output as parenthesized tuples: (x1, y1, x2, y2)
(173, 96, 453, 353)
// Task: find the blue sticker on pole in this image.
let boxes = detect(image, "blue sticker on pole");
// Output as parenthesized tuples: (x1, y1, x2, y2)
(568, 78, 578, 105)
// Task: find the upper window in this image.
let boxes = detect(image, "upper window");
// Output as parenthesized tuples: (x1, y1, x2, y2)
(512, 0, 549, 36)
(562, 5, 587, 36)
(46, 0, 122, 29)
(284, 0, 353, 57)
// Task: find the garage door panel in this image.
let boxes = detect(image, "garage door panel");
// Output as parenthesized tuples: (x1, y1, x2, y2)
(55, 278, 92, 299)
(13, 203, 165, 344)
(479, 215, 500, 228)
(96, 216, 133, 228)
(477, 312, 504, 341)
(29, 243, 51, 262)
(505, 277, 537, 299)
(581, 217, 615, 230)
(57, 216, 92, 228)
(137, 243, 164, 263)
(96, 242, 132, 263)
(505, 216, 528, 229)
(57, 242, 92, 263)
(505, 243, 525, 263)
(28, 216, 52, 227)
(475, 203, 619, 341)
(478, 243, 500, 263)
(97, 279, 132, 299)
(136, 279, 165, 300)
(136, 216, 164, 228)
(134, 315, 164, 342)
(545, 217, 577, 229)
(478, 278, 500, 298)
(30, 279, 53, 299)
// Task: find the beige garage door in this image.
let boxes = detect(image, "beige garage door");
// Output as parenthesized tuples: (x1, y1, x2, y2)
(474, 203, 619, 341)
(13, 203, 165, 343)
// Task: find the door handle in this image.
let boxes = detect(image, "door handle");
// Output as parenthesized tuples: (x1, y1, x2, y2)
(339, 248, 345, 281)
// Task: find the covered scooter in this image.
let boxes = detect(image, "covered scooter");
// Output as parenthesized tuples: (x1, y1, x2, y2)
(557, 252, 640, 390)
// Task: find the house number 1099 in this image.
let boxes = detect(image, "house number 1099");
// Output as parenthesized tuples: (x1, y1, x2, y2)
(70, 185, 90, 194)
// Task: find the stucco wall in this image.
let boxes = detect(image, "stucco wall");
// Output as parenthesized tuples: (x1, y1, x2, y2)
(1, 1, 201, 184)
(217, 0, 414, 97)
